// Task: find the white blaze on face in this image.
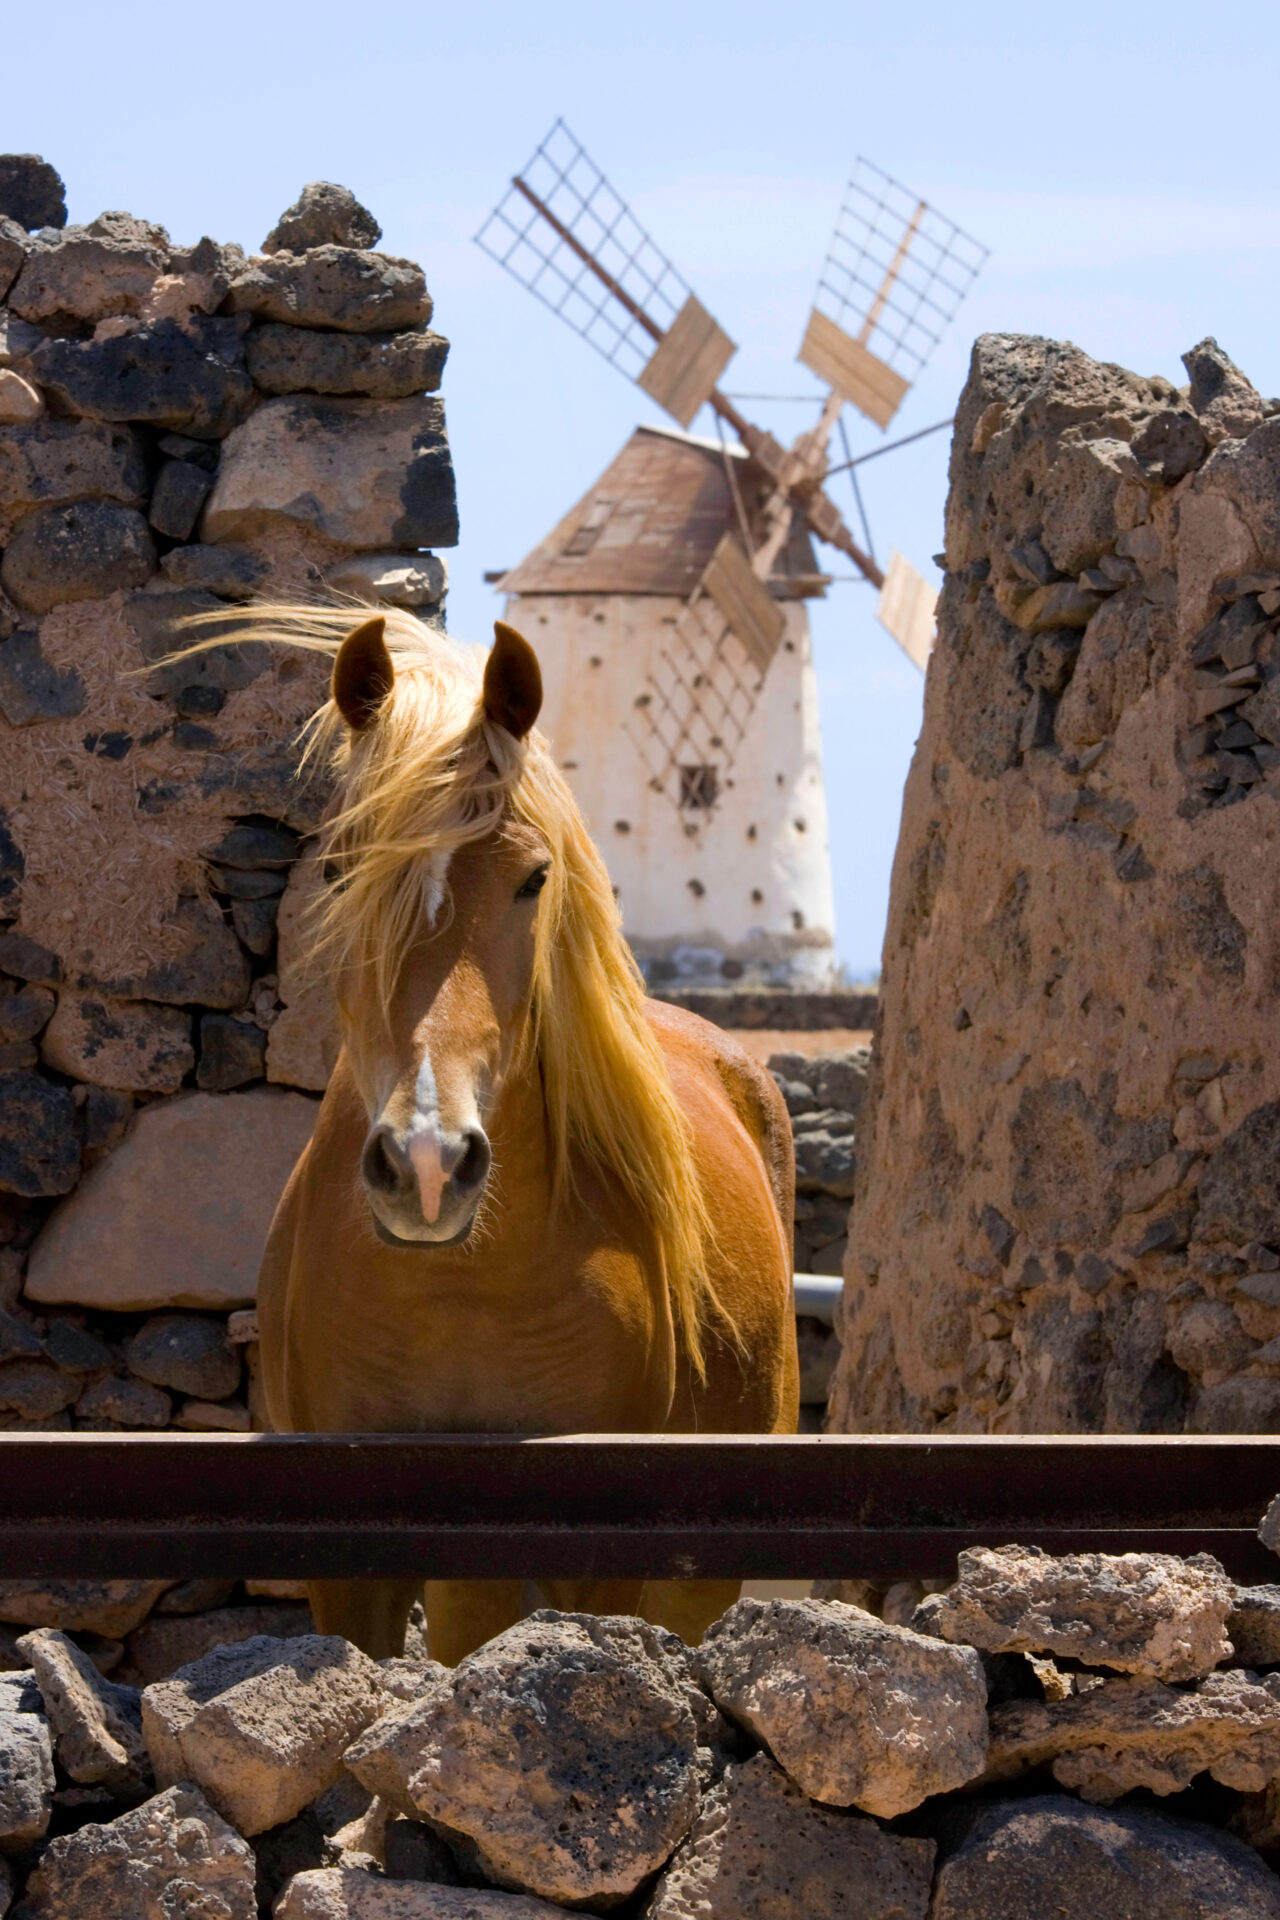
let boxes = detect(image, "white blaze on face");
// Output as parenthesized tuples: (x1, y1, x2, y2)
(406, 1039, 448, 1223)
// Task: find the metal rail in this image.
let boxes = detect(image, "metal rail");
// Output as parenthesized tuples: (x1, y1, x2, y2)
(0, 1434, 1276, 1585)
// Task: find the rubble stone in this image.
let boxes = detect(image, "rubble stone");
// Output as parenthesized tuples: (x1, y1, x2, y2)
(76, 1374, 172, 1427)
(0, 1359, 78, 1419)
(345, 1611, 703, 1906)
(276, 1876, 578, 1920)
(925, 1546, 1234, 1680)
(147, 458, 214, 540)
(1184, 337, 1266, 444)
(123, 1605, 313, 1688)
(196, 1014, 267, 1089)
(0, 1667, 54, 1851)
(263, 182, 383, 254)
(157, 540, 267, 598)
(0, 156, 67, 232)
(32, 317, 255, 436)
(143, 1633, 388, 1835)
(227, 247, 430, 332)
(0, 372, 41, 424)
(646, 1752, 934, 1920)
(247, 324, 448, 398)
(326, 551, 447, 608)
(8, 222, 168, 326)
(202, 394, 458, 550)
(25, 1087, 318, 1311)
(17, 1782, 256, 1918)
(0, 313, 44, 372)
(125, 1312, 240, 1400)
(0, 418, 148, 544)
(0, 628, 87, 727)
(0, 1071, 78, 1196)
(1, 502, 156, 616)
(14, 1628, 149, 1794)
(931, 1793, 1280, 1920)
(41, 993, 193, 1094)
(695, 1597, 986, 1817)
(267, 856, 342, 1090)
(1228, 1586, 1280, 1668)
(0, 1582, 173, 1638)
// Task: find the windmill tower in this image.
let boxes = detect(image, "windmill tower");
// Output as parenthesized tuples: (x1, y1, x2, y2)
(477, 125, 986, 988)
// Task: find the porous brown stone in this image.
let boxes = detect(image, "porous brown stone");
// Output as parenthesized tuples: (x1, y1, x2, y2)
(0, 502, 156, 615)
(0, 419, 149, 546)
(931, 1793, 1280, 1920)
(202, 393, 457, 550)
(0, 1582, 173, 1639)
(124, 1311, 240, 1400)
(227, 248, 430, 333)
(6, 218, 167, 325)
(25, 1088, 318, 1311)
(276, 1876, 581, 1920)
(694, 1597, 987, 1817)
(0, 156, 66, 232)
(829, 332, 1280, 1439)
(143, 1634, 388, 1835)
(0, 1667, 54, 1852)
(246, 324, 447, 398)
(17, 1782, 256, 1918)
(345, 1611, 704, 1907)
(14, 1628, 149, 1794)
(923, 1545, 1234, 1680)
(123, 1605, 313, 1687)
(263, 182, 383, 254)
(645, 1752, 934, 1920)
(40, 994, 194, 1094)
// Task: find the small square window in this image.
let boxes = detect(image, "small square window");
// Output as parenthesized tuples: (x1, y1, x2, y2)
(679, 765, 719, 810)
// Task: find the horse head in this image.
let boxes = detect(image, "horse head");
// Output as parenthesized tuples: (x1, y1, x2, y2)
(330, 615, 546, 1247)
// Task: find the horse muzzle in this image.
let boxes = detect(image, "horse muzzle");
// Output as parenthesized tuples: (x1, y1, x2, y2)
(361, 1118, 492, 1244)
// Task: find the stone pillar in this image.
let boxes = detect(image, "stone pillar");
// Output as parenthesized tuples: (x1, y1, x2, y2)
(830, 331, 1280, 1436)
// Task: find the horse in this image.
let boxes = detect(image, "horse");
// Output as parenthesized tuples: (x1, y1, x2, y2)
(243, 605, 799, 1663)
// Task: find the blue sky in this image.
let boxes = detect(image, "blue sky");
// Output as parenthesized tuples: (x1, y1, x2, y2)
(7, 0, 1278, 974)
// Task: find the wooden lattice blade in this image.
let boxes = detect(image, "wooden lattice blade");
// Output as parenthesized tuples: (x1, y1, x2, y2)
(877, 550, 937, 671)
(637, 295, 737, 429)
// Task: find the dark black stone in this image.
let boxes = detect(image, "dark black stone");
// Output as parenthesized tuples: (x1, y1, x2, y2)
(1, 504, 155, 615)
(0, 932, 58, 983)
(157, 544, 267, 600)
(204, 820, 299, 870)
(44, 1317, 113, 1374)
(90, 897, 249, 1010)
(245, 321, 448, 398)
(0, 1070, 80, 1197)
(262, 181, 382, 254)
(980, 1204, 1017, 1266)
(0, 216, 26, 301)
(148, 460, 214, 541)
(156, 434, 220, 472)
(207, 865, 286, 900)
(0, 155, 67, 232)
(32, 317, 255, 436)
(0, 811, 25, 909)
(172, 686, 225, 719)
(931, 1794, 1280, 1920)
(1198, 1101, 1280, 1247)
(230, 895, 279, 956)
(172, 722, 218, 750)
(196, 1014, 266, 1091)
(0, 628, 87, 727)
(1132, 407, 1210, 482)
(80, 1086, 133, 1158)
(82, 731, 131, 760)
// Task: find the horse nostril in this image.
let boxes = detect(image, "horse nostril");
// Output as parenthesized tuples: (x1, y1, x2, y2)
(362, 1126, 411, 1196)
(454, 1125, 491, 1195)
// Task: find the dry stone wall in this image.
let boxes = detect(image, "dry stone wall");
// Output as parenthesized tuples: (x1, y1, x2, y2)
(4, 1539, 1280, 1915)
(0, 156, 455, 1437)
(831, 330, 1280, 1437)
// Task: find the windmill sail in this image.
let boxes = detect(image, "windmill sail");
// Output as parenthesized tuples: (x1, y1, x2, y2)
(800, 158, 988, 431)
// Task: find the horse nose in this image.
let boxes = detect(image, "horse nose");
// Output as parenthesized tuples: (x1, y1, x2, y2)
(362, 1124, 415, 1199)
(452, 1124, 491, 1199)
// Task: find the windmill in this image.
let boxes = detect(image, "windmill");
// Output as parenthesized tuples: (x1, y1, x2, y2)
(475, 123, 986, 988)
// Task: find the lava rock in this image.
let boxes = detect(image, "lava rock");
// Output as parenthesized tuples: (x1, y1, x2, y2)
(15, 1627, 150, 1794)
(123, 1605, 313, 1688)
(148, 458, 214, 540)
(931, 1793, 1280, 1920)
(18, 1781, 256, 1919)
(0, 155, 67, 231)
(0, 418, 149, 545)
(125, 1312, 240, 1400)
(0, 218, 27, 302)
(0, 1581, 173, 1638)
(143, 1634, 388, 1836)
(345, 1610, 705, 1907)
(204, 820, 299, 869)
(1232, 1585, 1280, 1667)
(696, 1597, 988, 1817)
(40, 994, 194, 1095)
(0, 1358, 79, 1419)
(1184, 336, 1266, 443)
(227, 247, 430, 333)
(263, 182, 383, 254)
(1, 502, 155, 615)
(8, 219, 168, 326)
(0, 1665, 55, 1851)
(648, 1751, 935, 1920)
(246, 322, 448, 398)
(89, 897, 251, 1010)
(922, 1545, 1234, 1681)
(203, 393, 458, 550)
(0, 369, 42, 423)
(32, 316, 254, 437)
(276, 1878, 577, 1920)
(0, 1070, 79, 1197)
(0, 627, 87, 726)
(76, 1374, 172, 1428)
(157, 541, 267, 599)
(195, 1015, 267, 1091)
(326, 551, 447, 608)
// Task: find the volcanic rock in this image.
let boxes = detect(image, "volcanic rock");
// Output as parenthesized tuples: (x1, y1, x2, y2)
(246, 323, 448, 398)
(1, 503, 155, 615)
(227, 248, 430, 333)
(263, 183, 383, 254)
(16, 1782, 256, 1918)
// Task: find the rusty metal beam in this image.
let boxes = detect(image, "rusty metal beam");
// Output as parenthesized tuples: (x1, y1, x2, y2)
(0, 1434, 1277, 1584)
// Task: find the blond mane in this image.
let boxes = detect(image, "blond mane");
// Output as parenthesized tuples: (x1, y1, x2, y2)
(177, 601, 723, 1374)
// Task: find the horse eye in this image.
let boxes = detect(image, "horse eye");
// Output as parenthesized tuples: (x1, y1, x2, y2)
(516, 865, 549, 901)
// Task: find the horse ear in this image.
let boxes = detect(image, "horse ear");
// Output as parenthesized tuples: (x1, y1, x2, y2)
(484, 621, 543, 741)
(332, 616, 394, 731)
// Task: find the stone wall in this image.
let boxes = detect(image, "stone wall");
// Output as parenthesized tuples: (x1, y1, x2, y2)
(6, 1537, 1280, 1915)
(831, 331, 1280, 1437)
(0, 156, 455, 1432)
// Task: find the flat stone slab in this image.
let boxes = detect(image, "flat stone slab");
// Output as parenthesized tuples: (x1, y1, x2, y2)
(25, 1088, 318, 1310)
(276, 1873, 582, 1920)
